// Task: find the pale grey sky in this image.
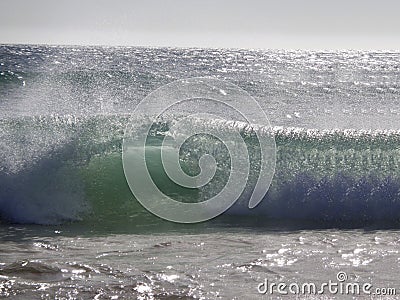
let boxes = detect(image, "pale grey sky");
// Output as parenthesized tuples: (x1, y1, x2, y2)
(0, 0, 399, 49)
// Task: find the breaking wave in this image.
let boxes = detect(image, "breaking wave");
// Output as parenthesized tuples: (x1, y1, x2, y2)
(1, 115, 400, 228)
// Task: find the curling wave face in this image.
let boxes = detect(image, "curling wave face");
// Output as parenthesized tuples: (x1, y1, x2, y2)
(1, 115, 400, 227)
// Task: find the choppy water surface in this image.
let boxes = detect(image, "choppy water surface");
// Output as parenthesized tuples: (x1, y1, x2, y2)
(1, 227, 400, 299)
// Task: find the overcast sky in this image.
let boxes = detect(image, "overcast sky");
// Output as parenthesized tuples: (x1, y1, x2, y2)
(1, 0, 399, 49)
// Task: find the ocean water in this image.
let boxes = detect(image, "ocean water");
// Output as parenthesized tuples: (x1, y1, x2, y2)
(1, 45, 400, 299)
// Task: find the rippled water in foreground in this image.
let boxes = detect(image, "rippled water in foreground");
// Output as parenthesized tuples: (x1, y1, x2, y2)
(1, 226, 400, 299)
